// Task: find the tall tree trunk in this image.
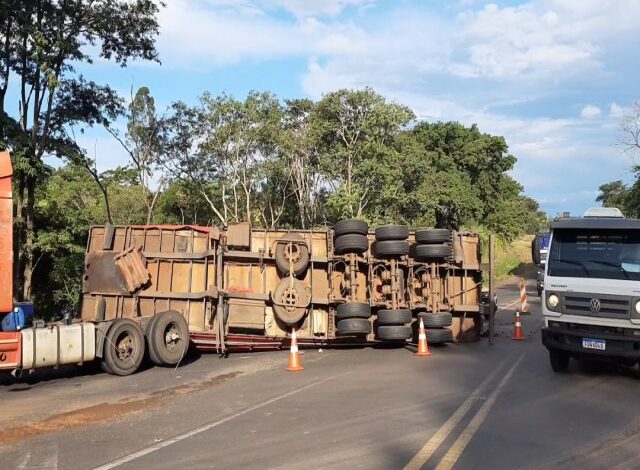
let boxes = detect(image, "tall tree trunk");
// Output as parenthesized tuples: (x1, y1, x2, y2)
(21, 174, 35, 301)
(13, 173, 24, 300)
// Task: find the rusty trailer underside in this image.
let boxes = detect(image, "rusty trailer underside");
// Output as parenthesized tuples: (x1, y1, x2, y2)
(80, 223, 485, 352)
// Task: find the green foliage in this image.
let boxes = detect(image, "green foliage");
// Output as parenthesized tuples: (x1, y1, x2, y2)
(314, 88, 415, 220)
(32, 165, 147, 319)
(22, 86, 545, 317)
(596, 173, 640, 218)
(0, 0, 163, 302)
(597, 102, 640, 218)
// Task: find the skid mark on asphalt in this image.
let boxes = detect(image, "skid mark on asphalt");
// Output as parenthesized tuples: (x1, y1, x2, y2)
(404, 354, 524, 470)
(92, 372, 348, 470)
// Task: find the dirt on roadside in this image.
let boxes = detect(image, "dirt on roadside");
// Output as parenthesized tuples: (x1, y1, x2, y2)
(0, 371, 241, 447)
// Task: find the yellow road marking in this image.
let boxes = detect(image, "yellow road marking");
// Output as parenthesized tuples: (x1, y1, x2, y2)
(435, 355, 524, 470)
(403, 360, 508, 470)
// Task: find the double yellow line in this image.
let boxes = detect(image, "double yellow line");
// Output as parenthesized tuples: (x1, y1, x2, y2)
(404, 355, 524, 470)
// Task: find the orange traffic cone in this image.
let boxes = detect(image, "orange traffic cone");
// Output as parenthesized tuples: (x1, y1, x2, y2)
(512, 310, 525, 341)
(416, 317, 432, 356)
(287, 328, 304, 371)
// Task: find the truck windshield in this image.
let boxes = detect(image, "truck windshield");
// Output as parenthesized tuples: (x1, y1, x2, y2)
(548, 229, 640, 280)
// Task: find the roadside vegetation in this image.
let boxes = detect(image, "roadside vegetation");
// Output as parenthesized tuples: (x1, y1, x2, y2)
(493, 235, 535, 281)
(0, 2, 546, 318)
(597, 101, 640, 215)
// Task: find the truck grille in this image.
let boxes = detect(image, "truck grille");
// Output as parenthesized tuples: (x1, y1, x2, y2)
(562, 293, 630, 318)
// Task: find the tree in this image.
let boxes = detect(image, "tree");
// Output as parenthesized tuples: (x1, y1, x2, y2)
(313, 88, 415, 220)
(0, 0, 163, 300)
(597, 180, 630, 211)
(280, 99, 322, 228)
(162, 92, 284, 226)
(621, 102, 640, 157)
(597, 101, 640, 218)
(34, 164, 147, 319)
(107, 86, 164, 224)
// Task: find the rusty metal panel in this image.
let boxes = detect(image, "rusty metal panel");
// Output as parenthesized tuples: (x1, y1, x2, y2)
(450, 315, 480, 342)
(82, 225, 219, 335)
(83, 252, 129, 295)
(81, 224, 484, 345)
(114, 246, 150, 292)
(227, 222, 251, 249)
(227, 298, 264, 330)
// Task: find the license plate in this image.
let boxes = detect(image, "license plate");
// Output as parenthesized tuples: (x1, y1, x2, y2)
(582, 338, 606, 350)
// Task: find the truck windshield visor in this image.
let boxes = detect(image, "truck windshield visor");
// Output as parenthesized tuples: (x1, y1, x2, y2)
(548, 229, 640, 280)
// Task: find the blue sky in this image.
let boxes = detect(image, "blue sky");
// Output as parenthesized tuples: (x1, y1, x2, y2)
(70, 0, 640, 218)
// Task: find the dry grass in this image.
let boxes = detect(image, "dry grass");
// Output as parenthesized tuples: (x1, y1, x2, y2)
(494, 235, 534, 280)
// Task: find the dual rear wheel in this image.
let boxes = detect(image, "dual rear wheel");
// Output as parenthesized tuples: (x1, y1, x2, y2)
(101, 310, 189, 376)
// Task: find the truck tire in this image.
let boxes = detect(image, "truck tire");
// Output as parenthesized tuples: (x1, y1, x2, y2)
(415, 244, 452, 261)
(275, 233, 310, 277)
(334, 219, 368, 237)
(272, 278, 310, 325)
(336, 318, 371, 336)
(336, 302, 371, 320)
(415, 228, 451, 244)
(374, 240, 410, 257)
(101, 319, 145, 376)
(549, 348, 570, 373)
(334, 234, 369, 255)
(376, 309, 412, 325)
(148, 310, 189, 366)
(145, 315, 162, 365)
(377, 325, 412, 341)
(425, 328, 454, 344)
(375, 225, 409, 241)
(418, 312, 453, 328)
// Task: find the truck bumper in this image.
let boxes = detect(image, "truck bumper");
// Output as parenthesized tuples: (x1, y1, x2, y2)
(542, 326, 640, 359)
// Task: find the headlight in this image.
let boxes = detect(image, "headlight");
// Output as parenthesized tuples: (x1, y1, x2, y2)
(635, 300, 640, 315)
(548, 294, 559, 308)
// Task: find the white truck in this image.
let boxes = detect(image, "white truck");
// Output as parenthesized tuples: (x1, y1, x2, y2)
(541, 207, 640, 372)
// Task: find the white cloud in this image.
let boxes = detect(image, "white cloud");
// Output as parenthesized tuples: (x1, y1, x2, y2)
(260, 0, 372, 18)
(609, 102, 625, 118)
(454, 4, 597, 79)
(148, 0, 640, 216)
(157, 0, 370, 67)
(581, 104, 601, 119)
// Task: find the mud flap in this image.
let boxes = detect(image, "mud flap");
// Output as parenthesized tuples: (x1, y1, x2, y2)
(94, 321, 113, 359)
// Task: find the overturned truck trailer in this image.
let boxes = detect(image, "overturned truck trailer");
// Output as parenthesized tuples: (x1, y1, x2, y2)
(1, 150, 490, 377)
(80, 222, 485, 357)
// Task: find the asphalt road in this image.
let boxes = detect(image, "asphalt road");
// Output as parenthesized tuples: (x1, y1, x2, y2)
(2, 275, 640, 470)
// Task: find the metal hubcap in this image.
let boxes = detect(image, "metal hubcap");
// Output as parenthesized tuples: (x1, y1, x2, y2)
(116, 333, 134, 361)
(164, 324, 181, 351)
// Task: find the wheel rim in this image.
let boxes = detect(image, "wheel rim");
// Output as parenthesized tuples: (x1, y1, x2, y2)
(285, 243, 301, 263)
(164, 322, 183, 352)
(280, 286, 300, 312)
(115, 331, 134, 361)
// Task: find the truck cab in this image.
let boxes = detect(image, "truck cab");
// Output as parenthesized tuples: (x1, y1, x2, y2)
(541, 208, 640, 372)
